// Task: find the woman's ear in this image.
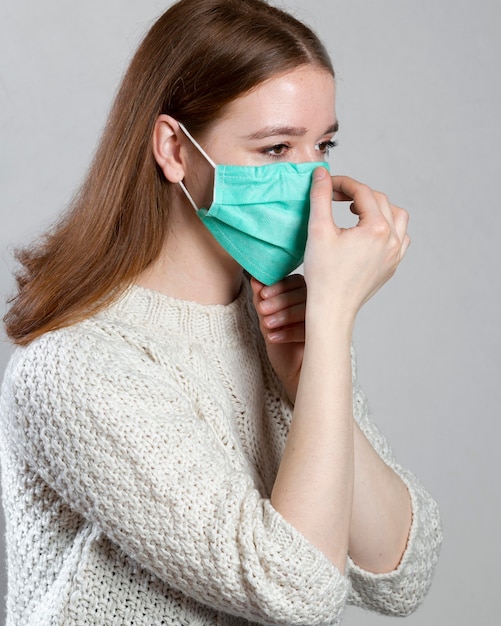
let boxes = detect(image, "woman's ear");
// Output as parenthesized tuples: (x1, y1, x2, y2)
(152, 114, 185, 183)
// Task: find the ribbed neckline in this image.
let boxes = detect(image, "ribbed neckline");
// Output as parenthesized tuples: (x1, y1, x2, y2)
(100, 279, 253, 345)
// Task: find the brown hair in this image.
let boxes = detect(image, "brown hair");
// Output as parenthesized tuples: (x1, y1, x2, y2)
(5, 0, 333, 345)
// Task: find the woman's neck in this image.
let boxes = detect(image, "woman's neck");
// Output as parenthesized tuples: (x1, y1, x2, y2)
(135, 190, 243, 305)
(136, 249, 243, 305)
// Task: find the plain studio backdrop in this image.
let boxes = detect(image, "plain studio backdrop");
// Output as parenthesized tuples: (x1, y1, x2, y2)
(0, 1, 499, 624)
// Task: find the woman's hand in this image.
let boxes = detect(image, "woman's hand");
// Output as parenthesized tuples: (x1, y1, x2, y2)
(250, 274, 306, 403)
(304, 169, 410, 323)
(251, 171, 409, 400)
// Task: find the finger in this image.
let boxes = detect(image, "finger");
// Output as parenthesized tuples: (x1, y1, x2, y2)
(251, 276, 307, 337)
(259, 273, 305, 300)
(261, 302, 306, 330)
(372, 191, 394, 226)
(331, 175, 367, 200)
(385, 203, 411, 260)
(250, 277, 265, 309)
(250, 277, 270, 337)
(391, 204, 410, 242)
(331, 177, 352, 203)
(258, 284, 307, 316)
(332, 191, 352, 202)
(250, 276, 264, 292)
(267, 322, 306, 344)
(401, 233, 411, 258)
(309, 166, 339, 230)
(346, 182, 406, 241)
(332, 176, 382, 224)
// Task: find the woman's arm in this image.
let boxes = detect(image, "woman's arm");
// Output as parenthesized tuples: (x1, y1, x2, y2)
(347, 376, 442, 616)
(349, 422, 411, 573)
(252, 168, 412, 573)
(270, 305, 355, 571)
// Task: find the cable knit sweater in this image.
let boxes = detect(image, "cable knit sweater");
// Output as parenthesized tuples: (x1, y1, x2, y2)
(0, 280, 441, 625)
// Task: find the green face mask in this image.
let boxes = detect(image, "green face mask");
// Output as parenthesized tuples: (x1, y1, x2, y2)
(178, 123, 330, 286)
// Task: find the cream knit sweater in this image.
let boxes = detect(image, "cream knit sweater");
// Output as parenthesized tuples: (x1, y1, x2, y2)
(0, 280, 441, 625)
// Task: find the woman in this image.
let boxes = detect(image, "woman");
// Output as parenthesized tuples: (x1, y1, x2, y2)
(0, 0, 441, 624)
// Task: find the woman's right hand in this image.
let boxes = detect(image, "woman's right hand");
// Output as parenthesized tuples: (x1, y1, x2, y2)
(303, 168, 410, 323)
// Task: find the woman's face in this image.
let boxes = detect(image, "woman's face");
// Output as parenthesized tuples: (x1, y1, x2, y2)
(183, 64, 337, 207)
(205, 64, 337, 165)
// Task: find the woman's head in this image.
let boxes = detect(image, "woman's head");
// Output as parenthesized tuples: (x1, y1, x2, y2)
(5, 0, 335, 344)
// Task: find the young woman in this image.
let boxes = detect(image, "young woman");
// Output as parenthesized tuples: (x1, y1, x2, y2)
(0, 0, 441, 624)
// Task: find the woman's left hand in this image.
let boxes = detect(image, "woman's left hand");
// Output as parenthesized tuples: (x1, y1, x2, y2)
(250, 274, 306, 402)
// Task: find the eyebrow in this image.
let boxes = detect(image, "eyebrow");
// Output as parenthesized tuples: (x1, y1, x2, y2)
(244, 121, 339, 140)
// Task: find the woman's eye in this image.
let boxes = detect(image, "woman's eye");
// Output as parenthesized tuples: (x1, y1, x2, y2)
(261, 139, 337, 160)
(315, 140, 338, 155)
(264, 143, 290, 158)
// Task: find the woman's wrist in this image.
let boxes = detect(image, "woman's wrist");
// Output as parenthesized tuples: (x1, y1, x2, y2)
(305, 300, 356, 346)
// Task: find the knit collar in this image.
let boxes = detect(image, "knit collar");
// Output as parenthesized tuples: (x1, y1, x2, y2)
(101, 278, 255, 345)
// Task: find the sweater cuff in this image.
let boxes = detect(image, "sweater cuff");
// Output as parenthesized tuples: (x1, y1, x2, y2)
(346, 469, 442, 616)
(245, 499, 351, 625)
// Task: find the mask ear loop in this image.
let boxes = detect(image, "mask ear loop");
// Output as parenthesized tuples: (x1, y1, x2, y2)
(178, 180, 200, 212)
(177, 122, 216, 212)
(178, 122, 216, 211)
(178, 123, 217, 168)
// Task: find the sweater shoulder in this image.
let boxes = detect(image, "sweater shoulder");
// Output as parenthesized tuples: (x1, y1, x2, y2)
(4, 320, 140, 385)
(1, 315, 188, 433)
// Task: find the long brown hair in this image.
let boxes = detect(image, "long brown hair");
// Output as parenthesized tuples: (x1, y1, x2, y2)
(5, 0, 333, 345)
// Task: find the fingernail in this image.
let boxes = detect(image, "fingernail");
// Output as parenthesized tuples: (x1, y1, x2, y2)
(264, 315, 279, 329)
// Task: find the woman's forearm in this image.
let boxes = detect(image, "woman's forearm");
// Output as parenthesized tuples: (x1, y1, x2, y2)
(271, 317, 355, 572)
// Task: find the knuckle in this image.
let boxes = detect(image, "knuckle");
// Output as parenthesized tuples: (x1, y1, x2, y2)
(374, 190, 389, 204)
(372, 219, 392, 238)
(358, 183, 374, 198)
(390, 237, 402, 257)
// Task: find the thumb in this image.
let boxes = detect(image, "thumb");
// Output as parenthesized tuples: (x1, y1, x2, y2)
(309, 166, 337, 231)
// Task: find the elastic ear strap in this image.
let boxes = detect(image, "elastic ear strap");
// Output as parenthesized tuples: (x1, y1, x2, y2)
(178, 180, 199, 212)
(178, 122, 217, 169)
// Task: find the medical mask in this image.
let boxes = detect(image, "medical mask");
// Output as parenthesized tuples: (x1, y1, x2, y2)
(178, 123, 329, 285)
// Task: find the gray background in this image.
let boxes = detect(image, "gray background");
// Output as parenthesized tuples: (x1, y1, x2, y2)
(1, 0, 499, 624)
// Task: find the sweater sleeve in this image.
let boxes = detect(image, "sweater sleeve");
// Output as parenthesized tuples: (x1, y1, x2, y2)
(4, 328, 349, 626)
(346, 347, 442, 616)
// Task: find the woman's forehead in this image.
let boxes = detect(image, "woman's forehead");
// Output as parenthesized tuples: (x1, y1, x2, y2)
(215, 66, 336, 136)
